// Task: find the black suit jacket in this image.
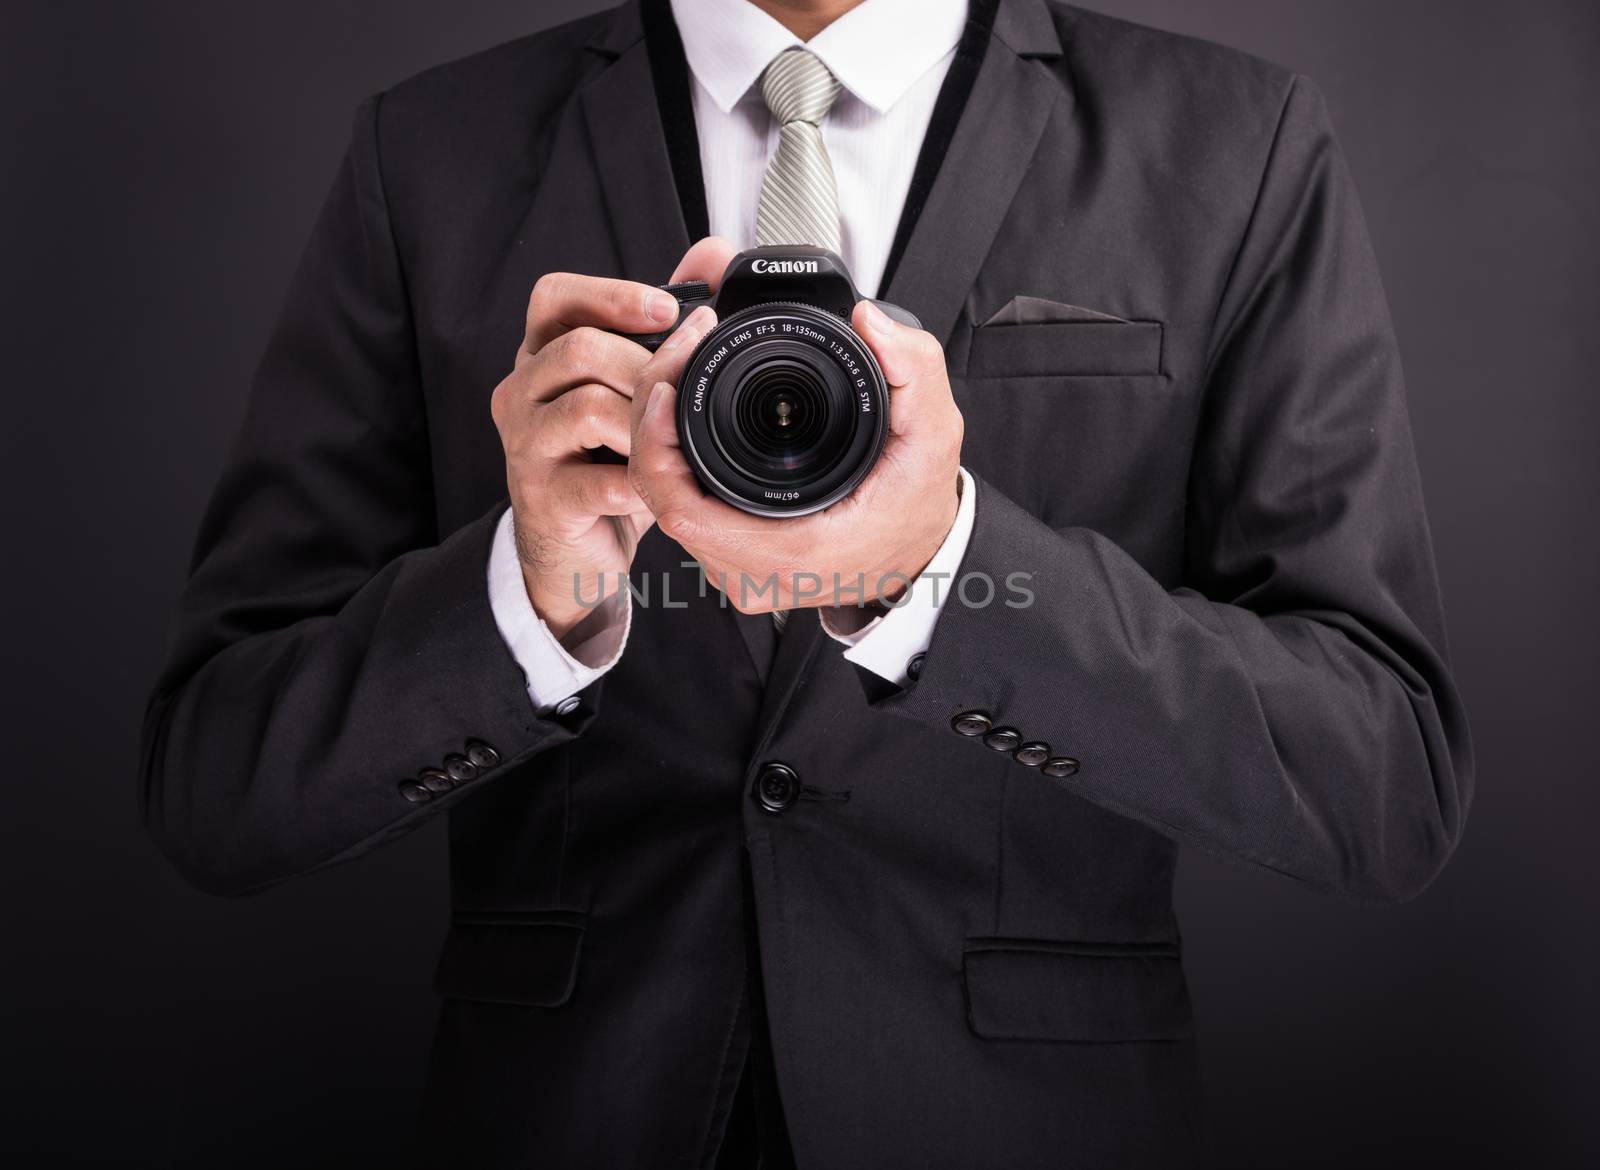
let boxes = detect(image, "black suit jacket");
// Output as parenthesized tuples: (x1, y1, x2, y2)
(141, 1, 1472, 1165)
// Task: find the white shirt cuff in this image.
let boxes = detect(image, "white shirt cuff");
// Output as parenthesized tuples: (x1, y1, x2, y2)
(487, 508, 631, 713)
(819, 467, 976, 687)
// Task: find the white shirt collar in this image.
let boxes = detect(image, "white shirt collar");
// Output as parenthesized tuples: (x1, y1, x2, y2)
(669, 0, 969, 116)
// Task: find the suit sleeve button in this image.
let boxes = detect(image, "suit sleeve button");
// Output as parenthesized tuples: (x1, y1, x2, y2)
(419, 768, 454, 794)
(398, 780, 431, 804)
(1014, 742, 1051, 767)
(906, 652, 926, 681)
(465, 741, 500, 769)
(554, 695, 582, 717)
(1041, 757, 1081, 778)
(443, 754, 478, 783)
(952, 710, 992, 737)
(982, 726, 1022, 752)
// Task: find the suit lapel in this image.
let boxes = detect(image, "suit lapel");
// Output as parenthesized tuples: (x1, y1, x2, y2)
(580, 5, 778, 684)
(579, 2, 692, 283)
(754, 609, 825, 736)
(739, 1, 1064, 718)
(731, 609, 778, 686)
(882, 0, 1065, 345)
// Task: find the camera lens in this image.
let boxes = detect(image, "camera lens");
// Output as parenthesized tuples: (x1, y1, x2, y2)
(726, 358, 851, 484)
(740, 364, 820, 453)
(676, 304, 888, 516)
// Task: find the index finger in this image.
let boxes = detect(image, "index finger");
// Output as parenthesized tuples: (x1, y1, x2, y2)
(668, 236, 739, 292)
(526, 271, 683, 353)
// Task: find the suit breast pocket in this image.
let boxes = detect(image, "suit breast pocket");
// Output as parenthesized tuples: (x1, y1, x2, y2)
(953, 316, 1187, 572)
(966, 320, 1163, 379)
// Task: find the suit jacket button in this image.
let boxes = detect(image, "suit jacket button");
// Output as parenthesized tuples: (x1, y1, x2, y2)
(952, 710, 992, 737)
(554, 695, 581, 717)
(1041, 757, 1081, 778)
(443, 754, 478, 784)
(982, 726, 1022, 752)
(1014, 742, 1051, 767)
(419, 768, 453, 794)
(398, 780, 431, 804)
(753, 763, 800, 813)
(906, 652, 926, 682)
(465, 740, 500, 769)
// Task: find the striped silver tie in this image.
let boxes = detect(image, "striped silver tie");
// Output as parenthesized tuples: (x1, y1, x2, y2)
(756, 49, 843, 256)
(758, 50, 842, 636)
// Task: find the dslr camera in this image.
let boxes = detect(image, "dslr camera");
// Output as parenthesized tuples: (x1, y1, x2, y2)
(625, 246, 920, 517)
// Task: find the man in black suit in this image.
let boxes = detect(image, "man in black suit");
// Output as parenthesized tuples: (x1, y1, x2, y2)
(141, 0, 1472, 1165)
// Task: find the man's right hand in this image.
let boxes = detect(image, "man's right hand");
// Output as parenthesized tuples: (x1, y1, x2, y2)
(491, 242, 729, 639)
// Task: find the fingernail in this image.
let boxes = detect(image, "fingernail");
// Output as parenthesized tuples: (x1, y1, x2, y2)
(684, 304, 716, 333)
(859, 300, 891, 333)
(647, 290, 680, 324)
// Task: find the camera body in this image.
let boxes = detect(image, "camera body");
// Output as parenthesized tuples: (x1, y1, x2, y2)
(627, 246, 920, 517)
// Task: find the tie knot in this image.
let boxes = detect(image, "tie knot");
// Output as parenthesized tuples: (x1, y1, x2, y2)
(760, 49, 842, 127)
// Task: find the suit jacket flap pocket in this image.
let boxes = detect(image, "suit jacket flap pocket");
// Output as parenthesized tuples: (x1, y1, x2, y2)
(963, 938, 1192, 1042)
(967, 320, 1163, 378)
(435, 916, 584, 1007)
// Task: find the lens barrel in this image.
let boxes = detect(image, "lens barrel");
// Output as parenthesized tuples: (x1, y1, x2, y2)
(675, 302, 888, 516)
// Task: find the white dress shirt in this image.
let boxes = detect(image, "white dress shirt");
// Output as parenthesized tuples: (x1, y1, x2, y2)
(488, 0, 978, 709)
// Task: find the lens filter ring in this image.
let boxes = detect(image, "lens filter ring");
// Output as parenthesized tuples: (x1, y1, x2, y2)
(675, 302, 889, 517)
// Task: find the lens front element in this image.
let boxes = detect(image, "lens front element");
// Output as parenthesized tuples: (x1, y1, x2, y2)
(724, 354, 855, 486)
(676, 303, 889, 516)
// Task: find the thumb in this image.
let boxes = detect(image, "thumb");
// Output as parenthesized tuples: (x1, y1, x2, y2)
(630, 304, 717, 435)
(852, 300, 952, 435)
(854, 299, 946, 389)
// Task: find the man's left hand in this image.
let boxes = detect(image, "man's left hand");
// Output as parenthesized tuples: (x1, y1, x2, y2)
(628, 239, 964, 613)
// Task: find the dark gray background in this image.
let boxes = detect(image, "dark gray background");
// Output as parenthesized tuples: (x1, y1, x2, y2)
(2, 1, 1595, 1165)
